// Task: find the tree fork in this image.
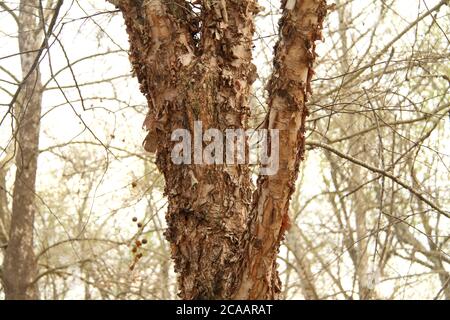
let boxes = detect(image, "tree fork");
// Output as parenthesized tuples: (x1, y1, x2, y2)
(110, 0, 327, 299)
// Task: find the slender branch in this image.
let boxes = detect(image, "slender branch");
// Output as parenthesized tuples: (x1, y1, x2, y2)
(321, 0, 449, 97)
(327, 103, 450, 144)
(307, 141, 450, 219)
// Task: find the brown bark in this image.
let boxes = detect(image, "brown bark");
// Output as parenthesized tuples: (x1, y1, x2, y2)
(2, 0, 43, 300)
(111, 0, 327, 299)
(287, 225, 319, 300)
(235, 0, 328, 299)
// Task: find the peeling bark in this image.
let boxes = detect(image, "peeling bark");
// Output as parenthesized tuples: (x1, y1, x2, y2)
(2, 0, 43, 300)
(111, 0, 327, 299)
(235, 0, 328, 299)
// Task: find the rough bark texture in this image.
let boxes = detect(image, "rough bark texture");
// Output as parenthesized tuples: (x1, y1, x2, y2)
(234, 0, 327, 299)
(2, 0, 43, 300)
(111, 0, 327, 299)
(0, 155, 11, 247)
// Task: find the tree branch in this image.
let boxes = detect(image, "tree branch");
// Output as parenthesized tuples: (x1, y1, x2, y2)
(307, 141, 450, 219)
(0, 1, 19, 25)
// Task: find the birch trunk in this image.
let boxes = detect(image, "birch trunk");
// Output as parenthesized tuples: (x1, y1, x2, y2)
(2, 0, 43, 300)
(111, 0, 327, 299)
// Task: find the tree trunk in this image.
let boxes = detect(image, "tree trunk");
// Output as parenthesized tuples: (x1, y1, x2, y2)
(0, 153, 11, 247)
(234, 0, 327, 299)
(2, 0, 43, 300)
(110, 0, 327, 299)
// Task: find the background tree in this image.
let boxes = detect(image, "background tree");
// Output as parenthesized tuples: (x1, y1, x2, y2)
(105, 0, 328, 299)
(1, 0, 63, 299)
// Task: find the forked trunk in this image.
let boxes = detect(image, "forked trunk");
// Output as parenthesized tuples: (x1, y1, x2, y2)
(111, 0, 327, 299)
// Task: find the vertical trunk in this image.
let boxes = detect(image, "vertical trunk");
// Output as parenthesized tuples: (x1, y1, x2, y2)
(235, 0, 327, 299)
(414, 173, 450, 300)
(335, 0, 376, 300)
(0, 154, 11, 247)
(116, 0, 258, 299)
(353, 171, 375, 300)
(287, 225, 319, 300)
(111, 0, 327, 299)
(2, 0, 43, 300)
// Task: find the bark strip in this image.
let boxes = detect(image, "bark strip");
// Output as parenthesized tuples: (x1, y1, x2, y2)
(235, 0, 328, 299)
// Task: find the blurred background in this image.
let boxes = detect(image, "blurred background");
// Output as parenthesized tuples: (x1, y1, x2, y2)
(0, 0, 449, 299)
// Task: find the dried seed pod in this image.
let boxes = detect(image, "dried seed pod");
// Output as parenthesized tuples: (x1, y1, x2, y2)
(132, 217, 138, 222)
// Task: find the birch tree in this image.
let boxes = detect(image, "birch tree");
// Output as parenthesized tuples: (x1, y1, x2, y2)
(107, 0, 328, 299)
(2, 0, 44, 299)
